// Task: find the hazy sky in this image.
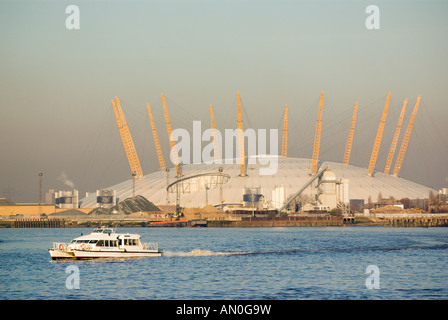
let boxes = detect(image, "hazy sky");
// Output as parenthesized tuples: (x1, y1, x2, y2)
(1, 0, 447, 203)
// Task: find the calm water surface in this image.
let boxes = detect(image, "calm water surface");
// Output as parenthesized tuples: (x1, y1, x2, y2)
(0, 227, 447, 300)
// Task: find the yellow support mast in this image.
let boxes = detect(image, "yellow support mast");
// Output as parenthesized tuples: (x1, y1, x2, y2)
(112, 97, 143, 178)
(367, 92, 391, 177)
(147, 103, 166, 171)
(237, 92, 246, 176)
(210, 104, 220, 161)
(383, 99, 407, 174)
(392, 95, 421, 177)
(343, 102, 358, 165)
(311, 91, 324, 175)
(161, 93, 182, 177)
(282, 104, 288, 158)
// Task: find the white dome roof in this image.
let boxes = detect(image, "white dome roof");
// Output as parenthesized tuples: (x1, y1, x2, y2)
(80, 156, 435, 208)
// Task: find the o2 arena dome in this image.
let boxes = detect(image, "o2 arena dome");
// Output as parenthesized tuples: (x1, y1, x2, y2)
(79, 156, 434, 210)
(79, 93, 436, 211)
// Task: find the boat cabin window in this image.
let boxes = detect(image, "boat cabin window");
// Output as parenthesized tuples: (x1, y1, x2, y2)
(123, 238, 139, 246)
(96, 240, 118, 247)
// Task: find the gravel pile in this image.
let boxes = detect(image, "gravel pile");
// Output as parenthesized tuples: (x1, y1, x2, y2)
(88, 195, 160, 216)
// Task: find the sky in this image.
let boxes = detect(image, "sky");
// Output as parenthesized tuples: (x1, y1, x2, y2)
(1, 0, 447, 203)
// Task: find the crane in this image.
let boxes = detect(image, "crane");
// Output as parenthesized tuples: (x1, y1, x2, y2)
(367, 92, 391, 177)
(343, 102, 358, 165)
(161, 93, 182, 177)
(147, 103, 166, 171)
(392, 95, 421, 177)
(237, 92, 246, 176)
(209, 104, 220, 161)
(282, 104, 288, 157)
(311, 91, 324, 175)
(112, 97, 143, 178)
(383, 99, 407, 174)
(279, 167, 327, 214)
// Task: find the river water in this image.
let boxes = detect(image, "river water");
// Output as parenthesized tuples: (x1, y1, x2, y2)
(0, 227, 447, 300)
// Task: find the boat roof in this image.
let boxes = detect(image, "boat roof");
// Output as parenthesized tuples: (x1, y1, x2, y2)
(73, 227, 141, 241)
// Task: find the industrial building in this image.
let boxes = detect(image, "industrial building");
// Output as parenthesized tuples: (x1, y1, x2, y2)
(55, 190, 79, 209)
(78, 91, 436, 213)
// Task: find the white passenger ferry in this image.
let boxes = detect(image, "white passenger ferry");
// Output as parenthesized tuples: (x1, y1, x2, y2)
(49, 227, 162, 259)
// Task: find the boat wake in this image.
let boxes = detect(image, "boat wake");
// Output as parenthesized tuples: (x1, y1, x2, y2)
(163, 244, 448, 258)
(163, 249, 246, 257)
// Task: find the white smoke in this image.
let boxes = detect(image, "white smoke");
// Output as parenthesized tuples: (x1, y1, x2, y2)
(58, 171, 75, 189)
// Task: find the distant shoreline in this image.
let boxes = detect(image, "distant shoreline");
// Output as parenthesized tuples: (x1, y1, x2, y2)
(1, 215, 448, 228)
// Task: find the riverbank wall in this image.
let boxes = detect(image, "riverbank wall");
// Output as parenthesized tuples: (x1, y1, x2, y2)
(2, 214, 448, 228)
(207, 216, 344, 227)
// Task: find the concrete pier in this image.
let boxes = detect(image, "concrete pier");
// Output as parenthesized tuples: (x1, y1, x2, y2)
(208, 216, 344, 228)
(1, 214, 447, 228)
(13, 218, 64, 228)
(379, 216, 448, 227)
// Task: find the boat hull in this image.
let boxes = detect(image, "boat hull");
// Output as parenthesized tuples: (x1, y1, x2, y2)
(49, 249, 76, 259)
(49, 248, 162, 260)
(73, 249, 163, 259)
